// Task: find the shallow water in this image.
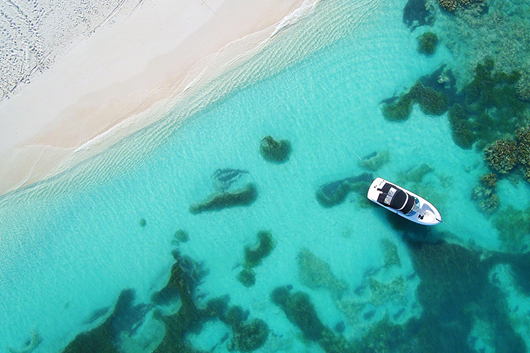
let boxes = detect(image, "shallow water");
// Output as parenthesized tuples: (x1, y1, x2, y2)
(1, 0, 530, 352)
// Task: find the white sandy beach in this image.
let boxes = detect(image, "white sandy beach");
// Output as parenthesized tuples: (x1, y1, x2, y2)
(0, 0, 306, 196)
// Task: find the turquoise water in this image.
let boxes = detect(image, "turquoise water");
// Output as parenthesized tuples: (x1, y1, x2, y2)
(2, 0, 530, 352)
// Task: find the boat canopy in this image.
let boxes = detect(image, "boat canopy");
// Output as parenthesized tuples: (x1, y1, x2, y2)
(376, 182, 415, 214)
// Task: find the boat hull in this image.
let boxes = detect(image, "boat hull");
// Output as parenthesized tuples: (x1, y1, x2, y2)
(367, 178, 442, 226)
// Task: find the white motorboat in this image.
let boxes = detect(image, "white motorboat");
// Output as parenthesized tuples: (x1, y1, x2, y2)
(367, 177, 442, 226)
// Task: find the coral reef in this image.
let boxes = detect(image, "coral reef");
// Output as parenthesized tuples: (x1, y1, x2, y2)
(237, 268, 256, 288)
(227, 317, 269, 352)
(368, 277, 407, 306)
(437, 0, 485, 12)
(270, 241, 530, 353)
(420, 65, 461, 104)
(380, 238, 401, 268)
(84, 307, 111, 325)
(405, 240, 527, 352)
(223, 306, 269, 352)
(332, 240, 530, 353)
(335, 267, 411, 331)
(403, 0, 435, 31)
(397, 163, 434, 184)
(334, 321, 346, 333)
(516, 72, 530, 102)
(315, 172, 373, 208)
(152, 282, 214, 352)
(334, 298, 365, 327)
(359, 150, 389, 171)
(382, 65, 459, 122)
(270, 287, 327, 341)
(189, 183, 258, 214)
(212, 168, 249, 192)
(464, 59, 520, 108)
(492, 206, 530, 252)
(484, 139, 518, 174)
(448, 104, 476, 149)
(473, 124, 530, 183)
(139, 219, 147, 228)
(270, 286, 352, 352)
(480, 172, 497, 188)
(244, 231, 275, 268)
(237, 231, 275, 287)
(152, 252, 270, 353)
(174, 229, 189, 243)
(417, 32, 439, 55)
(515, 125, 530, 165)
(493, 252, 530, 297)
(381, 81, 448, 121)
(471, 172, 499, 216)
(354, 317, 413, 353)
(297, 248, 347, 297)
(259, 136, 292, 163)
(151, 252, 208, 306)
(515, 125, 530, 181)
(436, 2, 530, 81)
(383, 60, 529, 151)
(409, 82, 448, 116)
(382, 93, 414, 121)
(61, 290, 139, 353)
(438, 0, 457, 11)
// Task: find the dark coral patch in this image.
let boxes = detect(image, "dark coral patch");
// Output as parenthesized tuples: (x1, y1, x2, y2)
(448, 104, 475, 149)
(174, 229, 189, 243)
(62, 290, 140, 353)
(460, 60, 528, 150)
(244, 231, 275, 268)
(259, 135, 292, 163)
(381, 60, 529, 153)
(484, 139, 518, 174)
(471, 173, 499, 216)
(271, 287, 327, 341)
(270, 286, 352, 352)
(223, 306, 269, 352)
(493, 206, 530, 252)
(189, 183, 258, 214)
(409, 81, 448, 116)
(382, 82, 448, 121)
(237, 231, 276, 287)
(151, 253, 269, 353)
(315, 172, 373, 208)
(405, 240, 527, 353)
(382, 93, 414, 121)
(417, 32, 438, 55)
(516, 125, 530, 181)
(437, 0, 487, 12)
(403, 0, 435, 31)
(237, 268, 256, 288)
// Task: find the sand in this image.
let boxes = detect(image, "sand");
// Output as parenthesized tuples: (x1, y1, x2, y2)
(0, 0, 307, 196)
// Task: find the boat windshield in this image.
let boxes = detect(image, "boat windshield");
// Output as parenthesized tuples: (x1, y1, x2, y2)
(406, 197, 420, 216)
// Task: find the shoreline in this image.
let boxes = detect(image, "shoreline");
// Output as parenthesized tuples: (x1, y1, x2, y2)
(0, 0, 308, 197)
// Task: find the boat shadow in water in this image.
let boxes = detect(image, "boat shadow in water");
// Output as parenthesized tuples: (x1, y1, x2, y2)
(383, 211, 446, 243)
